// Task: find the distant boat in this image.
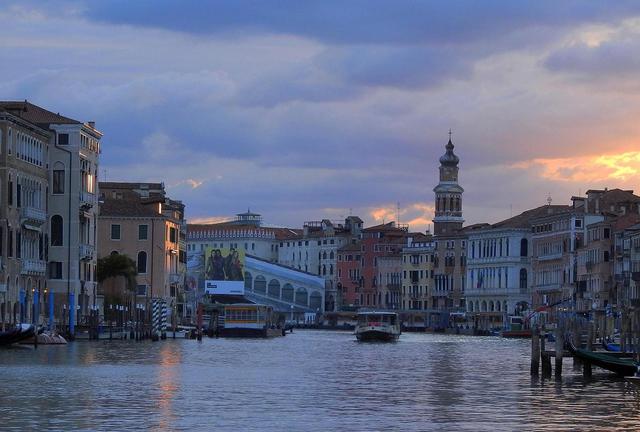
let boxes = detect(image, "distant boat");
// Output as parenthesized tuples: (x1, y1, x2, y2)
(568, 342, 638, 376)
(0, 324, 36, 347)
(219, 304, 285, 338)
(500, 316, 532, 338)
(354, 311, 400, 342)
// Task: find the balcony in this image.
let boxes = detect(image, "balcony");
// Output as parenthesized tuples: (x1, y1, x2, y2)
(79, 243, 95, 261)
(21, 259, 47, 276)
(79, 191, 95, 209)
(537, 252, 563, 261)
(21, 206, 47, 226)
(169, 273, 183, 284)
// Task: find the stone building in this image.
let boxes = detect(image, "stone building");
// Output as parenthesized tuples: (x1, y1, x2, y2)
(0, 101, 101, 333)
(400, 233, 434, 312)
(277, 216, 362, 311)
(0, 105, 50, 327)
(98, 182, 187, 320)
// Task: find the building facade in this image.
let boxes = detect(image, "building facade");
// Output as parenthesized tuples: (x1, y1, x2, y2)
(0, 106, 50, 327)
(98, 182, 186, 320)
(0, 101, 101, 333)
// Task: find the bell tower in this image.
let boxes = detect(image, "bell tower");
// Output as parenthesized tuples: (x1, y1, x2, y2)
(433, 132, 464, 235)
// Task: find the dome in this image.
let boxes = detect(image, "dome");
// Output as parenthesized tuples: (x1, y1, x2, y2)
(439, 139, 459, 166)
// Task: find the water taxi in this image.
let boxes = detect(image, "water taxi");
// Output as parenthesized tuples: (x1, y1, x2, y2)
(355, 311, 401, 342)
(220, 304, 285, 338)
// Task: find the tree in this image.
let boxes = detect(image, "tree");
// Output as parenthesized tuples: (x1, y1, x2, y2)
(97, 254, 138, 309)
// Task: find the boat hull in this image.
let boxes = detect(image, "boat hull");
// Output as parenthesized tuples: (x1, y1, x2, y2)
(500, 329, 532, 338)
(0, 324, 36, 347)
(568, 342, 638, 376)
(219, 327, 285, 338)
(355, 329, 399, 342)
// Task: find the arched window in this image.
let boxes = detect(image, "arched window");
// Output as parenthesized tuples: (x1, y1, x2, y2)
(322, 251, 327, 260)
(520, 238, 528, 257)
(322, 265, 327, 275)
(450, 196, 454, 211)
(329, 251, 334, 260)
(295, 287, 308, 306)
(110, 250, 119, 256)
(51, 215, 63, 246)
(137, 251, 147, 273)
(519, 268, 527, 290)
(282, 283, 294, 302)
(329, 264, 333, 275)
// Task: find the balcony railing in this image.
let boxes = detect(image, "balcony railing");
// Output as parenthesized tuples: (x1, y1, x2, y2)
(79, 243, 95, 260)
(80, 191, 95, 209)
(169, 273, 183, 284)
(21, 259, 47, 275)
(21, 206, 47, 225)
(537, 252, 563, 261)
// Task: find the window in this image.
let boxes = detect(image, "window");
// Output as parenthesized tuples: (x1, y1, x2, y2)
(50, 262, 63, 279)
(138, 224, 148, 240)
(520, 239, 528, 257)
(58, 133, 69, 145)
(8, 180, 13, 206)
(53, 163, 65, 194)
(51, 215, 63, 246)
(137, 251, 147, 273)
(111, 224, 121, 240)
(519, 269, 527, 290)
(136, 285, 147, 296)
(169, 227, 177, 243)
(16, 184, 21, 208)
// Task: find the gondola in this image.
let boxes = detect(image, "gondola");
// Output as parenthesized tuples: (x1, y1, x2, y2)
(0, 324, 36, 347)
(568, 341, 638, 376)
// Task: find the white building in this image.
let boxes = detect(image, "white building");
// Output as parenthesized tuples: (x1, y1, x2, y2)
(465, 206, 560, 330)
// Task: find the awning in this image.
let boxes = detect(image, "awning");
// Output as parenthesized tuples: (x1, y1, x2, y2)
(22, 223, 41, 232)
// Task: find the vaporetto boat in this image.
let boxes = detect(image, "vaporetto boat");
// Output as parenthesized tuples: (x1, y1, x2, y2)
(354, 311, 401, 342)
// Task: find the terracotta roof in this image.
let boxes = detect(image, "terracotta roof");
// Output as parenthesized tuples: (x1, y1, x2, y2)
(187, 223, 301, 240)
(362, 222, 405, 233)
(492, 205, 571, 229)
(0, 100, 80, 127)
(100, 181, 164, 191)
(338, 242, 362, 252)
(99, 190, 162, 218)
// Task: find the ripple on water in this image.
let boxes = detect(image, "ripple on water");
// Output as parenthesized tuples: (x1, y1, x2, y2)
(1, 332, 640, 431)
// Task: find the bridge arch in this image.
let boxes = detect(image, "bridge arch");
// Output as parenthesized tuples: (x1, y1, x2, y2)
(309, 291, 322, 310)
(295, 287, 308, 306)
(254, 275, 266, 294)
(268, 279, 281, 298)
(282, 283, 294, 302)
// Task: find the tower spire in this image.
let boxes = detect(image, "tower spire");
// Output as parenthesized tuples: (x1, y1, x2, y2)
(433, 133, 464, 235)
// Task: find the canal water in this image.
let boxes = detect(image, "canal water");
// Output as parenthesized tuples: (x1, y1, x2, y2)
(1, 331, 639, 431)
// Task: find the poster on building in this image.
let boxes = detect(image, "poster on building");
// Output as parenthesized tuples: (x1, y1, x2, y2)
(204, 247, 245, 295)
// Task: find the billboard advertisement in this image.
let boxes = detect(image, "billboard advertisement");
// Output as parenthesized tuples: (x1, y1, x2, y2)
(204, 247, 245, 295)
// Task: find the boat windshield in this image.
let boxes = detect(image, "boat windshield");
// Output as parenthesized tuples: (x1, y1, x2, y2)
(358, 314, 396, 325)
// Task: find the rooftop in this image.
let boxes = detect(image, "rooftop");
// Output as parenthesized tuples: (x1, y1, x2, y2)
(0, 100, 81, 128)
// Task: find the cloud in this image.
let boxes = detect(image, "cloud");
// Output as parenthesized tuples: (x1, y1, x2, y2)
(512, 151, 640, 183)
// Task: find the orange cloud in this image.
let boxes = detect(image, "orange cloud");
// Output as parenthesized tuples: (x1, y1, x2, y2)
(188, 216, 230, 224)
(369, 202, 435, 231)
(512, 151, 640, 182)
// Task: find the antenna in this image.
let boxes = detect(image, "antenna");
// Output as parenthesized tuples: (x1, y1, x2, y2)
(102, 168, 107, 181)
(547, 192, 552, 206)
(396, 201, 401, 226)
(510, 204, 513, 218)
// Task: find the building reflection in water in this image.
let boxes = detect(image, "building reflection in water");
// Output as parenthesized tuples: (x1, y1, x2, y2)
(155, 342, 181, 431)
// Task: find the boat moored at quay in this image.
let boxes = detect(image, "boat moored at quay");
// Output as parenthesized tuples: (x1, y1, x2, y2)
(355, 311, 401, 342)
(219, 304, 285, 338)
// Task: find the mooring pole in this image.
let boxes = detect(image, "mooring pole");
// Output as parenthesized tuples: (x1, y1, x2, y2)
(531, 325, 540, 376)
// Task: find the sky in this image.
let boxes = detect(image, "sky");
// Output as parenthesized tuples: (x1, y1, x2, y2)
(2, 1, 640, 231)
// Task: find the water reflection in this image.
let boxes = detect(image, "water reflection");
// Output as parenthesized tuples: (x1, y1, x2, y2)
(1, 332, 639, 431)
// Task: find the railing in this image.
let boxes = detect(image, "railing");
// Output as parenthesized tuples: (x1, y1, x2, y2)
(21, 206, 47, 225)
(21, 259, 47, 275)
(79, 243, 95, 260)
(537, 252, 563, 261)
(80, 190, 95, 208)
(169, 273, 183, 284)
